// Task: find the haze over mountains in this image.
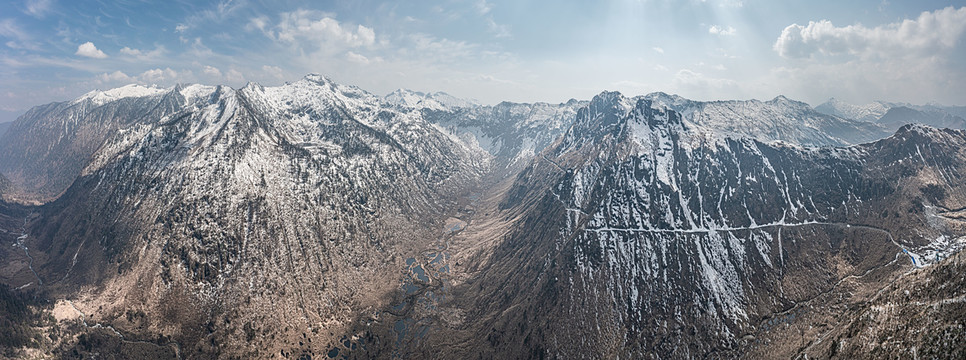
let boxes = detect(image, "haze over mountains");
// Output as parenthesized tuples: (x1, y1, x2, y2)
(0, 75, 964, 359)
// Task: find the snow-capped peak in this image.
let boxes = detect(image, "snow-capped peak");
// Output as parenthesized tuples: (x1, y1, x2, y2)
(179, 84, 219, 104)
(384, 89, 476, 111)
(301, 73, 331, 85)
(642, 92, 691, 110)
(384, 89, 428, 108)
(74, 84, 167, 106)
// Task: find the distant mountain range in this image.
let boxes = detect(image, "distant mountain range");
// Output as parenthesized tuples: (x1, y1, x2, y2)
(815, 97, 966, 131)
(0, 75, 964, 358)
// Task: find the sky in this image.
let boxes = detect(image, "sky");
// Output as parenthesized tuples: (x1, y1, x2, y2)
(1, 0, 965, 123)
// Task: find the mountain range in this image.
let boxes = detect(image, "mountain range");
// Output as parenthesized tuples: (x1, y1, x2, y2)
(0, 75, 964, 359)
(815, 97, 966, 132)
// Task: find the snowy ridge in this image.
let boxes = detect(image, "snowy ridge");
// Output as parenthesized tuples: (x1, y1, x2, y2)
(814, 97, 892, 122)
(816, 97, 966, 131)
(74, 84, 167, 106)
(178, 84, 218, 104)
(383, 89, 477, 111)
(679, 96, 880, 146)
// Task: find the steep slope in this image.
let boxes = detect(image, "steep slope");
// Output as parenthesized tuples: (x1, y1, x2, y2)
(805, 249, 966, 359)
(0, 85, 179, 203)
(0, 121, 12, 140)
(0, 173, 9, 196)
(3, 75, 486, 358)
(429, 92, 966, 358)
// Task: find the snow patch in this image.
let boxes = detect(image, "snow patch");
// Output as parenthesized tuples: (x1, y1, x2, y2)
(76, 84, 167, 106)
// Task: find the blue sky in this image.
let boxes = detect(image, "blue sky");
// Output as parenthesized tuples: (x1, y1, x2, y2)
(1, 0, 965, 123)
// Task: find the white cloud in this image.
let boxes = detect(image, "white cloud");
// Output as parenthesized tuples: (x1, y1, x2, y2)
(0, 19, 26, 39)
(139, 68, 179, 84)
(672, 69, 741, 99)
(247, 16, 268, 32)
(271, 10, 375, 52)
(403, 33, 479, 64)
(766, 6, 966, 106)
(203, 65, 222, 77)
(476, 0, 492, 15)
(175, 24, 188, 33)
(0, 19, 38, 50)
(345, 51, 370, 64)
(487, 19, 512, 39)
(709, 25, 736, 36)
(119, 47, 141, 56)
(477, 74, 516, 85)
(76, 41, 107, 58)
(119, 46, 165, 59)
(774, 6, 966, 59)
(95, 70, 134, 84)
(652, 47, 664, 54)
(24, 0, 53, 18)
(262, 65, 284, 79)
(225, 68, 245, 83)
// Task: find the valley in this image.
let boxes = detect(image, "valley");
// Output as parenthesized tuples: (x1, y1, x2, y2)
(0, 77, 964, 359)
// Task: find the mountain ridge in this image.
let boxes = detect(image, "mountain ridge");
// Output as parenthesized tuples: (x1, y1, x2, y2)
(0, 75, 964, 358)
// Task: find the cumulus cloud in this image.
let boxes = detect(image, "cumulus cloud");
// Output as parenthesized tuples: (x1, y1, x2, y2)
(138, 68, 183, 84)
(709, 25, 736, 36)
(76, 41, 107, 58)
(270, 10, 375, 51)
(652, 47, 664, 54)
(768, 6, 966, 105)
(203, 65, 222, 77)
(774, 6, 966, 59)
(95, 70, 134, 84)
(119, 47, 141, 56)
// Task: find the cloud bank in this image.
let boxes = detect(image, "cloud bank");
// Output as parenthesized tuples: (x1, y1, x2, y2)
(774, 6, 966, 59)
